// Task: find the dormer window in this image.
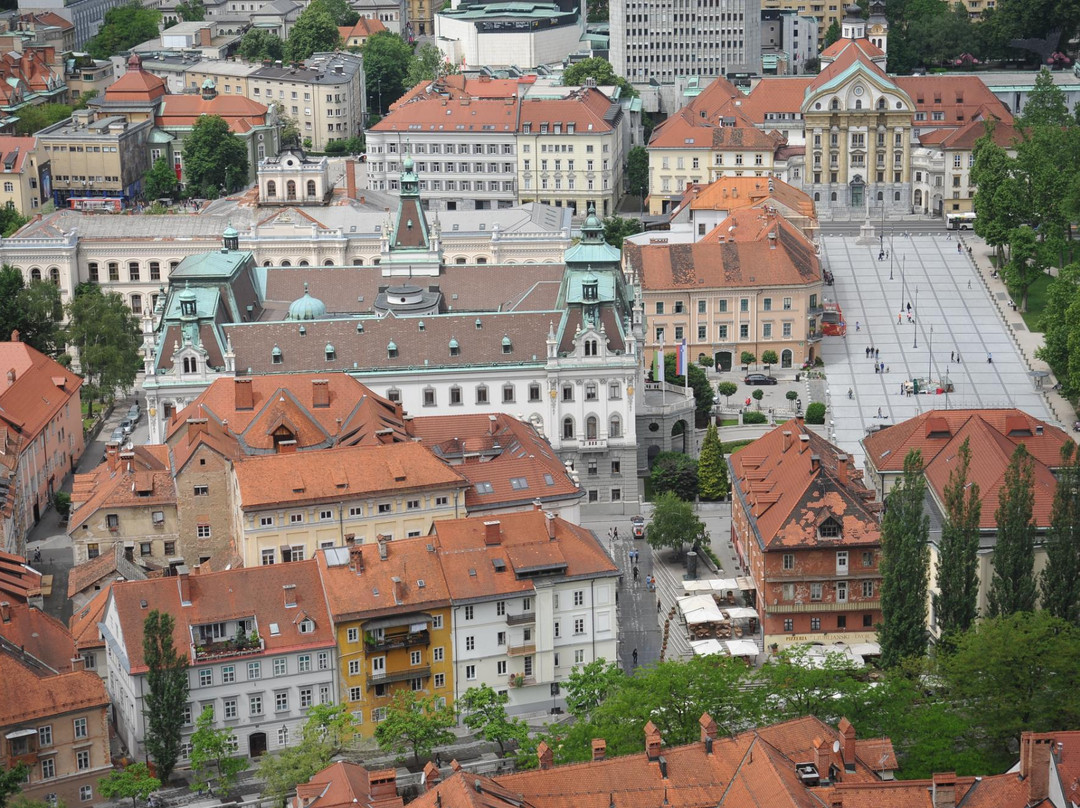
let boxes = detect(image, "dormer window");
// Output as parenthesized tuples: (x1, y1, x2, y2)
(818, 517, 842, 539)
(449, 338, 460, 357)
(502, 335, 512, 354)
(181, 299, 196, 317)
(325, 343, 335, 361)
(298, 618, 314, 634)
(583, 279, 598, 301)
(387, 341, 398, 359)
(271, 345, 282, 364)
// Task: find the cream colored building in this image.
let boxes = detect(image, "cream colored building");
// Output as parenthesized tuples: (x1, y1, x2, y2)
(0, 136, 47, 216)
(231, 443, 469, 567)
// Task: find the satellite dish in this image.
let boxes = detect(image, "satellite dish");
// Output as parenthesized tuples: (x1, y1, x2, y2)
(832, 740, 841, 754)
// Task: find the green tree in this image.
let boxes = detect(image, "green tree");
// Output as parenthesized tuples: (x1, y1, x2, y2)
(175, 0, 205, 20)
(0, 207, 28, 237)
(971, 126, 1022, 266)
(804, 401, 825, 424)
(650, 451, 699, 500)
(86, 1, 161, 59)
(1018, 68, 1073, 128)
(406, 43, 455, 87)
(0, 764, 28, 808)
(13, 103, 73, 136)
(760, 349, 779, 366)
(142, 611, 189, 783)
(143, 156, 178, 201)
(98, 763, 160, 808)
(374, 691, 456, 768)
(941, 611, 1080, 769)
(562, 57, 638, 98)
(823, 18, 841, 45)
(310, 0, 359, 24)
(988, 443, 1038, 617)
(646, 490, 704, 554)
(933, 437, 981, 647)
(362, 31, 414, 115)
(1035, 263, 1080, 395)
(697, 423, 728, 501)
(258, 705, 356, 804)
(189, 707, 246, 796)
(182, 114, 249, 197)
(586, 0, 608, 22)
(303, 703, 357, 754)
(601, 215, 642, 249)
(237, 28, 285, 63)
(65, 284, 141, 413)
(563, 659, 624, 719)
(664, 353, 714, 418)
(750, 647, 866, 723)
(717, 380, 737, 406)
(739, 351, 755, 366)
(458, 685, 529, 755)
(0, 266, 64, 356)
(626, 145, 648, 200)
(879, 449, 930, 667)
(1041, 441, 1080, 622)
(785, 390, 798, 410)
(751, 389, 764, 408)
(284, 6, 340, 63)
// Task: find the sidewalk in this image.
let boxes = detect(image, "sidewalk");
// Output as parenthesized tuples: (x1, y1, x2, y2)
(959, 234, 1076, 427)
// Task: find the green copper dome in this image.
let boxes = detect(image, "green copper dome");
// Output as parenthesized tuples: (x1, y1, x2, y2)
(287, 282, 327, 321)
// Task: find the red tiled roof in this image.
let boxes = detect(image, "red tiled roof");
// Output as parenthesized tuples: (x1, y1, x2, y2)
(861, 409, 1069, 529)
(232, 442, 468, 509)
(736, 78, 813, 124)
(896, 75, 1013, 129)
(107, 560, 335, 673)
(105, 63, 167, 101)
(68, 445, 175, 532)
(686, 176, 815, 219)
(931, 115, 1017, 150)
(339, 17, 387, 42)
(819, 37, 884, 61)
(0, 549, 42, 603)
(0, 600, 78, 672)
(373, 97, 520, 132)
(292, 762, 404, 808)
(0, 339, 82, 447)
(410, 413, 582, 511)
(157, 94, 269, 133)
(0, 136, 37, 174)
(731, 419, 881, 551)
(317, 535, 451, 621)
(69, 586, 110, 652)
(0, 653, 109, 725)
(518, 87, 617, 132)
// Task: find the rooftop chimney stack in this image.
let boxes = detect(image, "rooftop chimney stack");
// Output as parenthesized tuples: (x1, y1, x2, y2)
(645, 721, 662, 760)
(700, 713, 717, 753)
(537, 742, 554, 770)
(545, 511, 556, 540)
(592, 739, 607, 761)
(838, 718, 856, 772)
(1019, 733, 1053, 806)
(782, 431, 792, 452)
(813, 737, 830, 783)
(177, 567, 191, 605)
(931, 772, 956, 808)
(312, 379, 330, 408)
(0, 601, 8, 623)
(234, 378, 254, 410)
(483, 520, 502, 545)
(349, 545, 364, 573)
(422, 762, 441, 791)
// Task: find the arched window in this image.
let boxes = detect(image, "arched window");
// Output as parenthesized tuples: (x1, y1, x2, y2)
(476, 257, 487, 264)
(130, 294, 142, 313)
(894, 191, 901, 201)
(264, 260, 273, 267)
(830, 192, 837, 201)
(455, 257, 467, 265)
(586, 416, 598, 440)
(49, 268, 59, 284)
(914, 189, 923, 206)
(281, 260, 292, 267)
(814, 193, 821, 202)
(298, 260, 309, 267)
(286, 180, 296, 200)
(353, 258, 364, 266)
(854, 99, 862, 110)
(877, 97, 886, 110)
(609, 415, 621, 439)
(562, 417, 575, 439)
(30, 268, 41, 281)
(781, 349, 793, 369)
(266, 180, 277, 198)
(306, 180, 316, 197)
(831, 98, 840, 110)
(877, 191, 884, 201)
(325, 260, 334, 266)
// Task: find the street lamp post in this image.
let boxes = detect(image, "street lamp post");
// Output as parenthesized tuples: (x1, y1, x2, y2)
(913, 285, 919, 348)
(900, 255, 906, 317)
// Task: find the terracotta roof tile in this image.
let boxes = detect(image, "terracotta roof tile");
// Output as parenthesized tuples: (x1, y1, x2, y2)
(68, 445, 175, 532)
(0, 653, 109, 725)
(0, 340, 82, 445)
(69, 586, 110, 652)
(0, 600, 79, 671)
(291, 761, 404, 808)
(107, 560, 335, 673)
(896, 75, 1013, 128)
(0, 549, 42, 603)
(736, 78, 813, 124)
(232, 442, 468, 509)
(0, 136, 38, 174)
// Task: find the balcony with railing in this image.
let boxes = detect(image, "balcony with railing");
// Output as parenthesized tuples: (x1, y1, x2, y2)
(507, 641, 536, 656)
(365, 629, 430, 653)
(191, 618, 262, 662)
(368, 666, 431, 687)
(579, 437, 608, 452)
(505, 612, 535, 626)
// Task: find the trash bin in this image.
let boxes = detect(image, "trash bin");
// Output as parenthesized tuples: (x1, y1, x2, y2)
(795, 372, 801, 382)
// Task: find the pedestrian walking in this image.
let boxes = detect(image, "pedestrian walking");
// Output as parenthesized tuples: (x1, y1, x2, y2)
(875, 348, 880, 359)
(613, 526, 618, 539)
(900, 382, 905, 395)
(877, 407, 884, 419)
(907, 302, 912, 313)
(951, 350, 955, 362)
(958, 242, 963, 254)
(32, 547, 41, 563)
(987, 352, 993, 364)
(879, 250, 885, 260)
(880, 361, 885, 373)
(898, 312, 903, 323)
(657, 598, 662, 612)
(632, 648, 638, 665)
(856, 321, 861, 331)
(957, 351, 962, 364)
(967, 280, 972, 289)
(865, 346, 871, 358)
(875, 363, 879, 374)
(632, 565, 639, 581)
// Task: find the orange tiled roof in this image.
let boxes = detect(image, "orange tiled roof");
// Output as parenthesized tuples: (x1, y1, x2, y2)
(409, 413, 581, 511)
(157, 94, 269, 133)
(392, 75, 534, 108)
(629, 209, 820, 292)
(433, 509, 617, 601)
(735, 78, 813, 124)
(0, 600, 79, 672)
(731, 419, 881, 551)
(232, 442, 468, 509)
(69, 586, 110, 652)
(0, 339, 82, 447)
(107, 559, 335, 673)
(518, 87, 618, 132)
(0, 136, 37, 174)
(167, 373, 411, 452)
(339, 17, 387, 42)
(0, 549, 42, 603)
(930, 114, 1018, 151)
(681, 75, 743, 119)
(292, 762, 404, 808)
(862, 409, 1069, 530)
(317, 535, 451, 621)
(819, 37, 884, 61)
(687, 176, 815, 219)
(105, 63, 167, 101)
(896, 75, 1013, 128)
(373, 97, 520, 132)
(0, 652, 109, 725)
(68, 445, 175, 532)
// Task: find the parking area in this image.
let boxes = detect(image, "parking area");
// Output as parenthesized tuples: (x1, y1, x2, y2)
(819, 234, 1054, 467)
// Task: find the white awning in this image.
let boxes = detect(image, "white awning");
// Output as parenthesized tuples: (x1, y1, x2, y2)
(677, 594, 724, 625)
(722, 607, 759, 620)
(690, 639, 725, 656)
(682, 577, 757, 594)
(5, 728, 37, 739)
(724, 639, 760, 658)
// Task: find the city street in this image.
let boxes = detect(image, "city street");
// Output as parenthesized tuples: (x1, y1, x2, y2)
(819, 233, 1055, 467)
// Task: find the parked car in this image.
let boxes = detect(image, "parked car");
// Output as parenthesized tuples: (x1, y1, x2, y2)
(744, 373, 778, 385)
(109, 427, 126, 443)
(631, 515, 646, 539)
(119, 418, 134, 436)
(127, 405, 140, 422)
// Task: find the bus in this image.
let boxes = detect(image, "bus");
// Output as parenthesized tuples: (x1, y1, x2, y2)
(821, 302, 847, 336)
(68, 197, 123, 213)
(946, 212, 977, 230)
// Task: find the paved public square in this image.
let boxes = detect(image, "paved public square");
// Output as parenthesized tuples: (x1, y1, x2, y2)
(819, 233, 1054, 467)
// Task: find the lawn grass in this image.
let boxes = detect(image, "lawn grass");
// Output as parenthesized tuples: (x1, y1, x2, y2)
(720, 439, 754, 454)
(1016, 272, 1053, 333)
(719, 418, 739, 427)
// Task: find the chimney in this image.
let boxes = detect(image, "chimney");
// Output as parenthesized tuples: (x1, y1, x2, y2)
(836, 454, 849, 486)
(489, 414, 498, 435)
(346, 159, 357, 199)
(838, 718, 856, 772)
(70, 656, 85, 672)
(199, 26, 212, 46)
(312, 379, 330, 408)
(699, 713, 717, 753)
(810, 454, 821, 473)
(177, 566, 191, 605)
(278, 440, 298, 454)
(378, 536, 389, 560)
(1019, 733, 1053, 806)
(450, 759, 462, 772)
(124, 543, 135, 563)
(483, 520, 501, 545)
(368, 770, 397, 800)
(537, 741, 554, 770)
(283, 583, 297, 607)
(234, 378, 254, 410)
(422, 761, 441, 791)
(931, 772, 956, 808)
(782, 431, 792, 452)
(344, 533, 356, 546)
(591, 739, 606, 761)
(349, 545, 364, 572)
(813, 737, 830, 782)
(644, 721, 662, 760)
(799, 433, 811, 452)
(545, 511, 556, 541)
(0, 601, 9, 622)
(10, 329, 19, 342)
(106, 441, 120, 471)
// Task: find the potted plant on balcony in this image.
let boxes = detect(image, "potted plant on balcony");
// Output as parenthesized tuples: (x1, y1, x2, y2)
(247, 630, 260, 648)
(510, 674, 525, 688)
(364, 631, 379, 649)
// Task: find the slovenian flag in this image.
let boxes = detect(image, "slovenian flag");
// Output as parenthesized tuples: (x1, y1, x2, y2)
(676, 339, 687, 377)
